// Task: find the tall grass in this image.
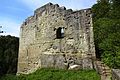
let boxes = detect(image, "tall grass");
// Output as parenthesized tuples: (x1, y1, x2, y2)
(0, 68, 100, 80)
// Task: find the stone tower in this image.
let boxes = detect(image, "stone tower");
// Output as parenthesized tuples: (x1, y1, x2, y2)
(17, 3, 95, 74)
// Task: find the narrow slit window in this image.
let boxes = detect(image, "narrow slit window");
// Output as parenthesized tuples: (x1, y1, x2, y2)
(56, 27, 64, 39)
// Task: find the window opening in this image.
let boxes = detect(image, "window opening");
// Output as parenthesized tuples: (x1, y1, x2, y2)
(56, 27, 64, 39)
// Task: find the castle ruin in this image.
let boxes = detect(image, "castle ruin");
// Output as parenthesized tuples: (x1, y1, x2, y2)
(17, 3, 96, 74)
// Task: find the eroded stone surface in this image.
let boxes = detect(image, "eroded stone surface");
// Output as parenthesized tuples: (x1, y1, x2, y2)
(112, 69, 120, 80)
(17, 3, 95, 74)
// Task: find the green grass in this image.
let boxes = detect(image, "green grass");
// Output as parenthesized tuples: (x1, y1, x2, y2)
(0, 68, 100, 80)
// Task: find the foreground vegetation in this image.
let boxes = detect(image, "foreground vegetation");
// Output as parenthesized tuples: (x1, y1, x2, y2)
(0, 68, 100, 80)
(0, 35, 19, 75)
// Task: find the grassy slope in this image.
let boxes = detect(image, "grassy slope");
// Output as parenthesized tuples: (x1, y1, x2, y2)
(0, 68, 100, 80)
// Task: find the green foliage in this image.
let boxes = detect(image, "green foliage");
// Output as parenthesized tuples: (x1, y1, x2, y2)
(0, 35, 19, 75)
(0, 68, 100, 80)
(92, 0, 120, 68)
(92, 0, 110, 20)
(100, 32, 120, 68)
(110, 0, 120, 19)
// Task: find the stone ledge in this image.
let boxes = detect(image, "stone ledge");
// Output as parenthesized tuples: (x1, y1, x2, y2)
(112, 69, 120, 80)
(94, 61, 111, 80)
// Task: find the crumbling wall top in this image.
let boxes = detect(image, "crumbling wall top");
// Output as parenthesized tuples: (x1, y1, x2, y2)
(21, 3, 91, 27)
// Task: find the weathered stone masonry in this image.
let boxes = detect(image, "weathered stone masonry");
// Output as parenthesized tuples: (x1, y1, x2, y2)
(17, 3, 96, 74)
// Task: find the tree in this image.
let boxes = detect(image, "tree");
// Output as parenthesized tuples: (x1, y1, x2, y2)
(92, 0, 110, 20)
(0, 35, 19, 75)
(92, 0, 120, 68)
(110, 0, 120, 19)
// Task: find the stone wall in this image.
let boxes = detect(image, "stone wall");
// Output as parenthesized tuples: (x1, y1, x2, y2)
(112, 69, 120, 80)
(17, 3, 95, 74)
(94, 61, 111, 80)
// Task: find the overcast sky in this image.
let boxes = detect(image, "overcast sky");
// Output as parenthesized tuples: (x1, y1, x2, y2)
(0, 0, 97, 37)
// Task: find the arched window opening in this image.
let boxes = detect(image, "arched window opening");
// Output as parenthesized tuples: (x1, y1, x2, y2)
(56, 27, 64, 39)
